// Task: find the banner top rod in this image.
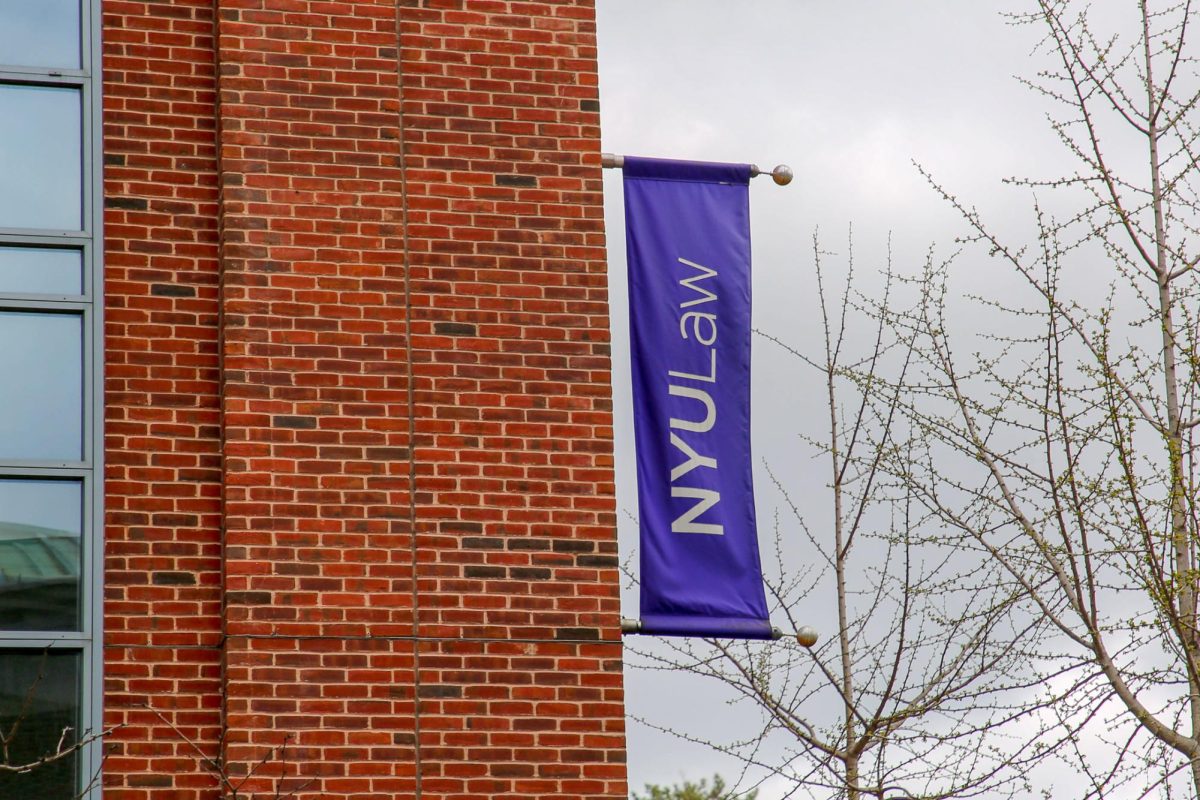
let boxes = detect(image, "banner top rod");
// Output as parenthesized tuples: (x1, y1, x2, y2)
(601, 152, 794, 186)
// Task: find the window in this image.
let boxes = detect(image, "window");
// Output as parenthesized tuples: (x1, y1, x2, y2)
(0, 0, 101, 795)
(0, 0, 82, 71)
(0, 85, 83, 231)
(0, 247, 83, 295)
(0, 650, 82, 797)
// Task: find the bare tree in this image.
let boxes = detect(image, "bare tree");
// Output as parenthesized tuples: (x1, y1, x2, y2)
(0, 649, 115, 800)
(137, 704, 314, 800)
(886, 1, 1200, 796)
(626, 235, 1049, 800)
(0, 652, 309, 800)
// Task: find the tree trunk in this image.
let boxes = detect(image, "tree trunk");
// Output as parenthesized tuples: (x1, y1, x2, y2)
(1139, 3, 1200, 793)
(828, 364, 859, 800)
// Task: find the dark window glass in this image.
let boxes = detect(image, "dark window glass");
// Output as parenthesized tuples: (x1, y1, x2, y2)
(0, 650, 80, 797)
(0, 312, 82, 461)
(0, 480, 81, 631)
(0, 247, 82, 295)
(0, 85, 82, 231)
(0, 0, 81, 70)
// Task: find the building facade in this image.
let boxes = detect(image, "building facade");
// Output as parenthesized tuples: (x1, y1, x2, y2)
(0, 1, 625, 797)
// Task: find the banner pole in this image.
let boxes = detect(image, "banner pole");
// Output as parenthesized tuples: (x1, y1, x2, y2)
(601, 152, 794, 186)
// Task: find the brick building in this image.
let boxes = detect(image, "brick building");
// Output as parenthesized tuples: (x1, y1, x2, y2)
(0, 1, 625, 797)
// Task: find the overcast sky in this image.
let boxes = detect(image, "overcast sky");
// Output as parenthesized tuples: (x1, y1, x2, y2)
(594, 2, 1117, 795)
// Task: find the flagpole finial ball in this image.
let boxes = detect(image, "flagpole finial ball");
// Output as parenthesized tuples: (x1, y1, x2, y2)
(771, 165, 794, 186)
(796, 626, 818, 648)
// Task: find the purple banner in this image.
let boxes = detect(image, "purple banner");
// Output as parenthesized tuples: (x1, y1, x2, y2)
(623, 156, 772, 639)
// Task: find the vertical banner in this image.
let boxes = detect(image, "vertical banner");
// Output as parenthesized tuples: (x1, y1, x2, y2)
(623, 156, 772, 639)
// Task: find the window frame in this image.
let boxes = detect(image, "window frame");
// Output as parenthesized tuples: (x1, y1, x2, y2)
(0, 471, 90, 634)
(0, 241, 88, 298)
(0, 304, 90, 465)
(0, 79, 87, 234)
(0, 0, 103, 794)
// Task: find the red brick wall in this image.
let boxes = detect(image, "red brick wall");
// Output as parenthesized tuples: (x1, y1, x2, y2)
(103, 1, 624, 798)
(102, 0, 225, 796)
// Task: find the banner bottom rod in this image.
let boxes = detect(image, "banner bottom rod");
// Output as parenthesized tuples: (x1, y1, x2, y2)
(619, 618, 818, 646)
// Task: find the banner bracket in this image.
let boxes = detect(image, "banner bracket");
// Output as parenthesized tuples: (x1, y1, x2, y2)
(601, 152, 793, 186)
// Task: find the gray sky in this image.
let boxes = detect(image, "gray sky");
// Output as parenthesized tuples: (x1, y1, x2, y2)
(595, 2, 1116, 795)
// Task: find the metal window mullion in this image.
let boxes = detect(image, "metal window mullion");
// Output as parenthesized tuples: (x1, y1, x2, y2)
(0, 227, 87, 240)
(0, 70, 87, 87)
(0, 634, 91, 645)
(0, 300, 89, 313)
(0, 466, 90, 478)
(0, 233, 89, 246)
(80, 469, 95, 643)
(78, 0, 91, 79)
(84, 0, 105, 793)
(81, 77, 94, 239)
(84, 237, 93, 307)
(0, 293, 88, 304)
(81, 305, 96, 488)
(0, 463, 90, 475)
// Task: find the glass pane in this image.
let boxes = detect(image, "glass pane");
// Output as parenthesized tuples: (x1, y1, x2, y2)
(0, 85, 82, 231)
(0, 247, 81, 295)
(0, 650, 80, 797)
(0, 312, 82, 461)
(0, 0, 81, 70)
(0, 480, 81, 631)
